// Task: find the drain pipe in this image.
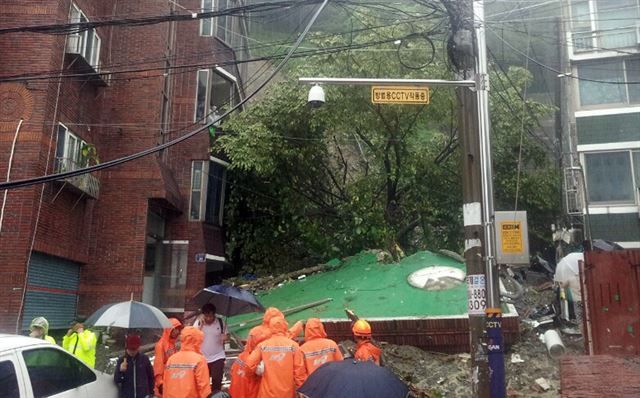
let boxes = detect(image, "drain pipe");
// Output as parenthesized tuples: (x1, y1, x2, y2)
(0, 119, 23, 234)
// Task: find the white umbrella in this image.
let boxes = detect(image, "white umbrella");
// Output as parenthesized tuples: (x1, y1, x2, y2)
(554, 252, 583, 284)
(85, 299, 173, 329)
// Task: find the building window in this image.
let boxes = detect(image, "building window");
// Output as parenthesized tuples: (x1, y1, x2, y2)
(194, 67, 240, 124)
(584, 151, 637, 204)
(217, 0, 228, 42)
(570, 0, 639, 51)
(200, 0, 215, 36)
(67, 3, 101, 70)
(195, 69, 210, 122)
(55, 124, 92, 172)
(189, 159, 228, 224)
(578, 58, 640, 106)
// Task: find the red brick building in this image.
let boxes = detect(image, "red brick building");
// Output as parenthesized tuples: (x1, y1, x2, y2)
(0, 0, 247, 332)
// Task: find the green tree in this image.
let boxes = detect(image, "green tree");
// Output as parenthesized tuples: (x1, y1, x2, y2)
(217, 14, 560, 275)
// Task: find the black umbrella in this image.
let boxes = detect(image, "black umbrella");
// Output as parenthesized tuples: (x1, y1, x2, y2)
(191, 284, 265, 317)
(298, 360, 409, 398)
(85, 300, 173, 329)
(592, 239, 624, 251)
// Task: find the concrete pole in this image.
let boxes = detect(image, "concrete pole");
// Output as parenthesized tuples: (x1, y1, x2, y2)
(452, 0, 504, 396)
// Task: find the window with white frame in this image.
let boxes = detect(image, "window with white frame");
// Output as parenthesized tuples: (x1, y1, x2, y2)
(578, 58, 640, 106)
(67, 3, 101, 70)
(189, 158, 228, 224)
(200, 0, 215, 36)
(584, 150, 639, 204)
(570, 0, 640, 51)
(55, 124, 90, 172)
(216, 0, 228, 42)
(194, 67, 240, 123)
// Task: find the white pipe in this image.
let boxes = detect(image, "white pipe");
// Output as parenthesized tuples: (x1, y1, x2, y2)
(543, 329, 566, 358)
(0, 119, 24, 233)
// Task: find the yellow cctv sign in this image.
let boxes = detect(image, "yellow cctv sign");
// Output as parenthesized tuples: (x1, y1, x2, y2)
(371, 86, 429, 104)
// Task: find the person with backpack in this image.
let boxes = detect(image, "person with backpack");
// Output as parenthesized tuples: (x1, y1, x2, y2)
(193, 303, 227, 393)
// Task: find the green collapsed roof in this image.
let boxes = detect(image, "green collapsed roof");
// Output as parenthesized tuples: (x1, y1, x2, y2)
(228, 250, 473, 337)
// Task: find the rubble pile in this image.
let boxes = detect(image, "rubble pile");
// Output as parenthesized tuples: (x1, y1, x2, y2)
(378, 268, 584, 397)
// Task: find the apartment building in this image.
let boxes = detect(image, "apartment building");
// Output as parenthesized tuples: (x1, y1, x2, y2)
(561, 0, 640, 248)
(0, 0, 247, 332)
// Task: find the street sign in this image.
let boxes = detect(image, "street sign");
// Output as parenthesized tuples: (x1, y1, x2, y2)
(494, 211, 530, 265)
(371, 86, 429, 104)
(195, 253, 206, 263)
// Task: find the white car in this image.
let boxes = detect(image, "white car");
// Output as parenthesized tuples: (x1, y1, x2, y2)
(0, 334, 118, 398)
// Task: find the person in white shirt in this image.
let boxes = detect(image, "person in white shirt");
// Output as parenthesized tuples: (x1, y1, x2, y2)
(194, 303, 227, 393)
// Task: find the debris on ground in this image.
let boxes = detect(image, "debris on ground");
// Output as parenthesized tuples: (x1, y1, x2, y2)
(376, 267, 584, 397)
(535, 377, 551, 391)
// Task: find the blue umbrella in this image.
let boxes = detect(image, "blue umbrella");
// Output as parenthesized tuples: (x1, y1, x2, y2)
(298, 359, 409, 398)
(191, 284, 265, 317)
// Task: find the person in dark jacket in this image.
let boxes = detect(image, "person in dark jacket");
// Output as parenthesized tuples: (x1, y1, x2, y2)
(114, 334, 154, 398)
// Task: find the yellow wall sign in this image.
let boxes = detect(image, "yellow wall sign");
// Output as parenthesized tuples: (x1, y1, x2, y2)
(500, 221, 523, 253)
(371, 86, 429, 104)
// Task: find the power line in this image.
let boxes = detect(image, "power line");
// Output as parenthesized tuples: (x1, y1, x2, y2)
(0, 0, 324, 35)
(0, 14, 440, 83)
(0, 0, 331, 191)
(487, 26, 640, 84)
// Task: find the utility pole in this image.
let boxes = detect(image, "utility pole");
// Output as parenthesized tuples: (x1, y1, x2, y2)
(299, 4, 505, 394)
(448, 0, 505, 396)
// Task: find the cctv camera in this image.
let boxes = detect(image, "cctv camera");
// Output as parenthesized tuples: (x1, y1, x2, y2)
(308, 84, 325, 108)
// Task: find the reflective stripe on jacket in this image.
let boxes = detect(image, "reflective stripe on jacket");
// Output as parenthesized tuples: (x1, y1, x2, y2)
(229, 353, 260, 398)
(246, 334, 306, 398)
(300, 318, 343, 377)
(162, 327, 211, 398)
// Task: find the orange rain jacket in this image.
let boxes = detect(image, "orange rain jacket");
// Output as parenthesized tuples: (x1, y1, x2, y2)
(162, 327, 211, 398)
(300, 318, 343, 377)
(154, 318, 183, 396)
(228, 327, 272, 398)
(248, 307, 303, 343)
(246, 316, 307, 398)
(354, 339, 381, 365)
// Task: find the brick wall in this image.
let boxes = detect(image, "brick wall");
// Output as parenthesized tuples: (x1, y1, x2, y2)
(0, 0, 233, 331)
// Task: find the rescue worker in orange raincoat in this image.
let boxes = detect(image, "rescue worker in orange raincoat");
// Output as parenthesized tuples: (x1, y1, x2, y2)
(352, 319, 381, 365)
(248, 307, 303, 343)
(246, 316, 307, 398)
(154, 318, 183, 396)
(300, 318, 343, 378)
(162, 326, 211, 398)
(228, 327, 272, 398)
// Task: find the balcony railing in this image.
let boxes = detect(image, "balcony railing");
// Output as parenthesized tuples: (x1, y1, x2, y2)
(55, 157, 100, 199)
(572, 25, 639, 53)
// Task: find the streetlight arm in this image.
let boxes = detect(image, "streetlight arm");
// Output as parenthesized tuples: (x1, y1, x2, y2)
(298, 77, 475, 88)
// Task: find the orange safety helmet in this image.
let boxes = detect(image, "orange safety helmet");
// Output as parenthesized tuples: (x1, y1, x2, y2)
(352, 319, 372, 337)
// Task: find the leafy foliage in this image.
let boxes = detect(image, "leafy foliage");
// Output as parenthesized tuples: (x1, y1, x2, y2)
(217, 14, 560, 275)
